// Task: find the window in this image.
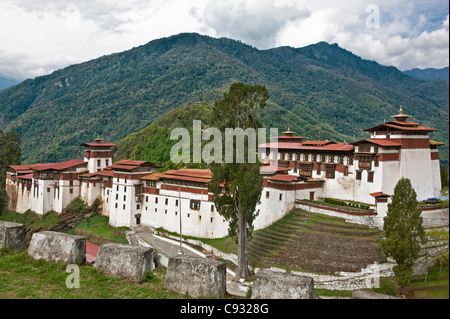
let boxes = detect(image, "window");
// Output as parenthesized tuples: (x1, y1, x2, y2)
(105, 159, 109, 166)
(165, 198, 168, 205)
(358, 156, 372, 170)
(356, 170, 362, 180)
(190, 199, 201, 210)
(359, 144, 371, 153)
(123, 195, 126, 201)
(211, 204, 214, 212)
(374, 155, 379, 167)
(47, 187, 50, 193)
(115, 203, 118, 208)
(266, 191, 270, 199)
(116, 194, 118, 200)
(136, 205, 140, 210)
(155, 197, 158, 204)
(325, 165, 335, 179)
(146, 196, 148, 202)
(123, 204, 126, 210)
(279, 193, 282, 201)
(344, 166, 349, 177)
(368, 171, 374, 183)
(299, 164, 313, 177)
(317, 163, 322, 175)
(97, 159, 101, 166)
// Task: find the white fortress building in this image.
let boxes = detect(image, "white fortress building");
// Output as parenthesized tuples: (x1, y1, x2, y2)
(5, 107, 444, 238)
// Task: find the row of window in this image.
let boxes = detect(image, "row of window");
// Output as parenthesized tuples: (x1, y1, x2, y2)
(110, 197, 213, 212)
(278, 153, 354, 165)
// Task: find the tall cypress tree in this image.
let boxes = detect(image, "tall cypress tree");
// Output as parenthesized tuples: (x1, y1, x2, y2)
(380, 177, 426, 296)
(209, 82, 268, 281)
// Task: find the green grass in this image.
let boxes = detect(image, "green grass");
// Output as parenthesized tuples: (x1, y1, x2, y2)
(371, 264, 449, 299)
(0, 248, 187, 299)
(155, 227, 238, 255)
(68, 215, 130, 245)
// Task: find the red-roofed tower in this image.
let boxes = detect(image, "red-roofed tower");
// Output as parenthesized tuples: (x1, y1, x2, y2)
(80, 137, 117, 173)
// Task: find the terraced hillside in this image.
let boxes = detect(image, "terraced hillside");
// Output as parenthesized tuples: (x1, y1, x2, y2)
(248, 209, 387, 274)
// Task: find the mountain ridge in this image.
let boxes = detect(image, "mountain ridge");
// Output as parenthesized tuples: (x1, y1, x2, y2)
(0, 32, 448, 166)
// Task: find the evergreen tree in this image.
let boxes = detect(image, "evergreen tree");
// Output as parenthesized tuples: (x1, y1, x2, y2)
(209, 82, 268, 281)
(380, 177, 426, 296)
(0, 130, 21, 190)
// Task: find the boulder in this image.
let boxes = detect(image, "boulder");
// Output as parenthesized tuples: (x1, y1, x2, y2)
(0, 221, 27, 251)
(28, 231, 86, 264)
(165, 255, 226, 298)
(94, 242, 153, 283)
(252, 270, 314, 299)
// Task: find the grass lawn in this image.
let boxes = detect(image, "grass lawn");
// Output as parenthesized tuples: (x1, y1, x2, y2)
(0, 248, 187, 299)
(68, 215, 130, 245)
(371, 264, 449, 299)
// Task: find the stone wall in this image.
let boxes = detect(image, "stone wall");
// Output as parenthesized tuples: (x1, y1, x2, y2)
(165, 255, 227, 298)
(28, 231, 86, 264)
(252, 269, 314, 299)
(352, 290, 401, 299)
(94, 242, 153, 283)
(0, 221, 27, 251)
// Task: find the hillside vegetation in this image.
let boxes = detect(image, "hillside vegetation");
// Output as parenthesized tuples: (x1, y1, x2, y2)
(0, 33, 447, 166)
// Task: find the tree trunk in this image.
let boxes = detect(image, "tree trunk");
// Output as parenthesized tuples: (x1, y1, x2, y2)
(235, 210, 250, 281)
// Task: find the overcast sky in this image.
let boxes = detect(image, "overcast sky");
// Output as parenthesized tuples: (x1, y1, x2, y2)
(0, 0, 448, 80)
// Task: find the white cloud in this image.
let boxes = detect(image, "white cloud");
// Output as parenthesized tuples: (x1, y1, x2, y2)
(0, 0, 448, 79)
(201, 0, 310, 49)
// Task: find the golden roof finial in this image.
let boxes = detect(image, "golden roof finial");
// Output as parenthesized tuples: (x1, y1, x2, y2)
(391, 105, 410, 122)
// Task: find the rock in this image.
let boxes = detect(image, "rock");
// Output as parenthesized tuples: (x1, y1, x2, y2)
(28, 231, 86, 264)
(352, 290, 401, 299)
(0, 221, 27, 251)
(94, 242, 153, 283)
(165, 255, 227, 298)
(252, 269, 314, 299)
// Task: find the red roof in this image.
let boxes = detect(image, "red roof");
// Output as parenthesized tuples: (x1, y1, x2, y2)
(114, 160, 148, 166)
(158, 173, 211, 184)
(25, 160, 86, 172)
(365, 121, 438, 133)
(370, 192, 391, 198)
(80, 142, 117, 147)
(17, 173, 33, 180)
(353, 139, 402, 147)
(109, 164, 140, 171)
(268, 174, 301, 182)
(260, 165, 291, 173)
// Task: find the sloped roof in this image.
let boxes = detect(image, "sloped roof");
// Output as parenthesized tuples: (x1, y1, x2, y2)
(352, 139, 402, 147)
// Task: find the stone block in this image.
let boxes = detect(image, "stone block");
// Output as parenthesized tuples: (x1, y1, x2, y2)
(0, 221, 27, 251)
(94, 242, 153, 283)
(28, 231, 86, 264)
(352, 290, 401, 299)
(165, 255, 227, 298)
(252, 270, 314, 299)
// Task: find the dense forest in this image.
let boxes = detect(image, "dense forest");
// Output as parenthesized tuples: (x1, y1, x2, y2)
(0, 33, 448, 166)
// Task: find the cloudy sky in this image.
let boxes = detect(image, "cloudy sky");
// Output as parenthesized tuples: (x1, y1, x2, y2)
(0, 0, 448, 80)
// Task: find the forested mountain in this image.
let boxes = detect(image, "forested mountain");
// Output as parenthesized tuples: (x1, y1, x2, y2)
(0, 33, 448, 166)
(403, 67, 449, 81)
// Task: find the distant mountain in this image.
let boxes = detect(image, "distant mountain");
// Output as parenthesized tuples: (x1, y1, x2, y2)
(403, 67, 449, 81)
(0, 76, 20, 91)
(0, 33, 448, 167)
